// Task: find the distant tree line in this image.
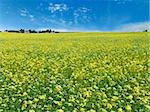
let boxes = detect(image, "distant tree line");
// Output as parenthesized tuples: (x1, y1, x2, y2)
(0, 29, 149, 33)
(3, 29, 59, 33)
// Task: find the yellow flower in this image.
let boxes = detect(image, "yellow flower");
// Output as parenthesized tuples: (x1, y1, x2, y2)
(33, 98, 39, 102)
(23, 92, 28, 96)
(39, 95, 46, 100)
(145, 105, 150, 110)
(29, 109, 35, 112)
(118, 108, 123, 112)
(126, 105, 132, 111)
(56, 85, 62, 92)
(83, 90, 91, 98)
(128, 95, 133, 100)
(106, 103, 112, 109)
(80, 108, 86, 112)
(57, 109, 64, 112)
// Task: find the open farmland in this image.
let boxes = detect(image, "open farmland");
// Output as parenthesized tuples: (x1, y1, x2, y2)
(0, 32, 149, 112)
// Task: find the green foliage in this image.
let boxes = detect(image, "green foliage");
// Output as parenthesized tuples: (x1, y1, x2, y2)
(0, 32, 149, 111)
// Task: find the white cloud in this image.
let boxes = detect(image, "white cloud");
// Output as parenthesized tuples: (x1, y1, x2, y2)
(19, 9, 35, 21)
(41, 17, 74, 29)
(114, 21, 150, 32)
(113, 0, 132, 2)
(42, 17, 66, 25)
(78, 7, 90, 13)
(20, 13, 27, 17)
(73, 7, 91, 24)
(73, 7, 90, 16)
(29, 15, 34, 18)
(48, 3, 68, 13)
(20, 9, 28, 13)
(20, 9, 29, 16)
(113, 0, 133, 4)
(29, 15, 35, 21)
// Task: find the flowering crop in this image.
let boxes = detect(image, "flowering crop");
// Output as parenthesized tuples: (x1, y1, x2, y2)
(0, 32, 149, 112)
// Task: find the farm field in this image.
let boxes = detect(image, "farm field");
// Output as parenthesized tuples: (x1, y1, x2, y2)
(0, 32, 149, 112)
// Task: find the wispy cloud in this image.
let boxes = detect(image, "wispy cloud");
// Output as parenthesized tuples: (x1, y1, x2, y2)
(113, 0, 133, 4)
(41, 6, 92, 29)
(114, 21, 150, 32)
(19, 9, 35, 21)
(73, 7, 91, 24)
(42, 17, 67, 26)
(37, 21, 149, 32)
(36, 27, 101, 32)
(20, 13, 27, 17)
(20, 9, 28, 17)
(48, 3, 68, 13)
(29, 15, 35, 21)
(76, 7, 90, 13)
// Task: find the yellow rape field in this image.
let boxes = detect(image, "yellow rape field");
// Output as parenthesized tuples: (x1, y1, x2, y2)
(0, 32, 149, 112)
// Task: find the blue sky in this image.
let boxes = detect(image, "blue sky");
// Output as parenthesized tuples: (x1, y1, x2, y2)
(0, 0, 149, 32)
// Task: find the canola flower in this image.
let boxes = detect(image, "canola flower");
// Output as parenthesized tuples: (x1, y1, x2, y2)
(0, 32, 149, 111)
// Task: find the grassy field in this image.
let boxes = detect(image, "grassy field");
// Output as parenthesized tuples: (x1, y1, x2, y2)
(0, 32, 149, 112)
